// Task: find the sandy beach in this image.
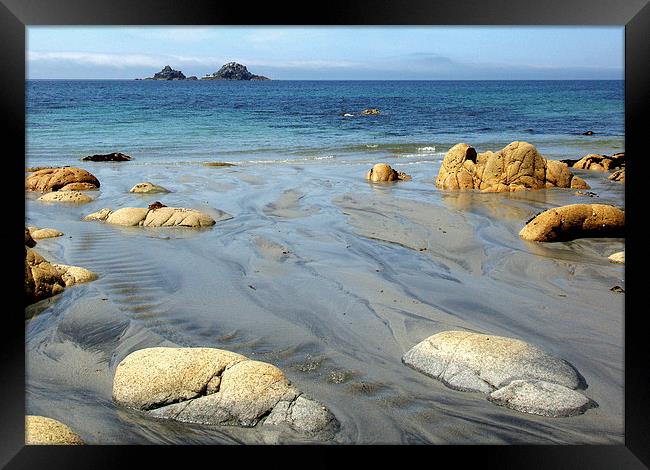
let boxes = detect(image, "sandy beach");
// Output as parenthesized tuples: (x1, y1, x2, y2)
(25, 156, 624, 444)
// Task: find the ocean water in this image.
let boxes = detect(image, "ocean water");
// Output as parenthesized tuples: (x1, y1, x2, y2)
(26, 80, 624, 165)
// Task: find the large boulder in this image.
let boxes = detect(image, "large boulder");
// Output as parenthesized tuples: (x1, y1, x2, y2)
(435, 142, 589, 192)
(25, 416, 84, 445)
(25, 247, 65, 304)
(81, 152, 132, 162)
(112, 347, 337, 434)
(572, 152, 624, 172)
(519, 204, 624, 242)
(38, 190, 93, 203)
(365, 163, 411, 182)
(84, 206, 216, 228)
(129, 182, 170, 193)
(403, 331, 592, 417)
(26, 167, 100, 192)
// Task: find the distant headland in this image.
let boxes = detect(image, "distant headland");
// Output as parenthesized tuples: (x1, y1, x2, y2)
(137, 62, 269, 81)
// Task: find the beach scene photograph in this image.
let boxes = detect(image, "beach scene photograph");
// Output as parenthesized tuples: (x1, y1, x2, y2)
(24, 26, 625, 445)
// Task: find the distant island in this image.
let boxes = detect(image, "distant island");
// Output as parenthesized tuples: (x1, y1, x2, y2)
(137, 62, 269, 81)
(201, 62, 270, 81)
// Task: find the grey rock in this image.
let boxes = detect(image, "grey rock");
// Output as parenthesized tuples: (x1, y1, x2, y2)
(402, 331, 582, 393)
(487, 379, 594, 417)
(147, 65, 186, 80)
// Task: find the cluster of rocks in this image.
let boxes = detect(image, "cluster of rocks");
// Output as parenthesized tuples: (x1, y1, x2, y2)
(403, 331, 595, 417)
(561, 152, 624, 172)
(143, 65, 196, 80)
(435, 142, 589, 192)
(202, 62, 269, 81)
(25, 228, 96, 305)
(112, 347, 338, 434)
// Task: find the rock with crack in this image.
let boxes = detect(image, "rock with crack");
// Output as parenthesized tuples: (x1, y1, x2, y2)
(25, 247, 66, 305)
(26, 167, 100, 192)
(519, 203, 624, 242)
(402, 331, 593, 417)
(25, 416, 84, 445)
(112, 347, 338, 435)
(435, 142, 589, 192)
(609, 168, 625, 183)
(366, 163, 411, 182)
(38, 190, 94, 204)
(27, 226, 64, 240)
(51, 264, 97, 287)
(129, 182, 170, 193)
(83, 206, 216, 227)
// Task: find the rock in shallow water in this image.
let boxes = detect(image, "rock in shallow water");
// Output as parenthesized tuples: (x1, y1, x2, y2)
(112, 347, 337, 435)
(28, 226, 64, 239)
(402, 331, 581, 393)
(487, 380, 594, 417)
(51, 264, 97, 287)
(38, 190, 93, 203)
(25, 247, 65, 305)
(366, 163, 411, 182)
(25, 416, 84, 445)
(519, 204, 624, 242)
(608, 251, 625, 264)
(26, 167, 100, 192)
(129, 182, 170, 193)
(84, 206, 216, 227)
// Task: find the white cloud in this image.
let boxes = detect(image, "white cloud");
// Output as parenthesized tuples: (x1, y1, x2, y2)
(28, 51, 163, 68)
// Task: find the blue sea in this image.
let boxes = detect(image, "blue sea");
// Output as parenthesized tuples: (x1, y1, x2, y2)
(26, 80, 624, 165)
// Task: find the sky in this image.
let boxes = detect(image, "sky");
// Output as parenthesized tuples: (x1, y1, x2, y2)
(27, 26, 624, 80)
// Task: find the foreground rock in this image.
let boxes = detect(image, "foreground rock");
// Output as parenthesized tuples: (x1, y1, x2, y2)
(113, 347, 337, 434)
(609, 168, 625, 183)
(25, 247, 65, 305)
(25, 416, 84, 445)
(38, 190, 93, 203)
(26, 167, 100, 192)
(403, 331, 592, 417)
(81, 152, 132, 162)
(519, 204, 624, 242)
(27, 226, 64, 239)
(435, 142, 589, 192)
(129, 182, 170, 193)
(146, 65, 186, 80)
(52, 264, 97, 287)
(570, 152, 625, 172)
(608, 251, 625, 264)
(202, 62, 269, 81)
(366, 163, 411, 182)
(84, 206, 216, 227)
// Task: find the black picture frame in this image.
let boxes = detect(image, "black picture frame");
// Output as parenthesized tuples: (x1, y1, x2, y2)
(2, 0, 646, 467)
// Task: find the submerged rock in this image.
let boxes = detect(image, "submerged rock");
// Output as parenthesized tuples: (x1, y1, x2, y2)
(403, 331, 592, 417)
(26, 167, 100, 192)
(519, 204, 624, 242)
(81, 152, 132, 162)
(84, 206, 216, 227)
(38, 190, 93, 203)
(582, 130, 595, 136)
(28, 226, 64, 239)
(365, 163, 411, 182)
(361, 108, 380, 115)
(435, 142, 589, 192)
(112, 347, 337, 434)
(487, 380, 594, 417)
(202, 62, 269, 81)
(25, 416, 84, 445)
(608, 251, 625, 264)
(202, 162, 237, 167)
(25, 247, 65, 305)
(571, 153, 624, 172)
(129, 182, 170, 193)
(609, 168, 625, 183)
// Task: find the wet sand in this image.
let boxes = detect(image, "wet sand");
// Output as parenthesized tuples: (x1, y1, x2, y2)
(25, 157, 624, 444)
